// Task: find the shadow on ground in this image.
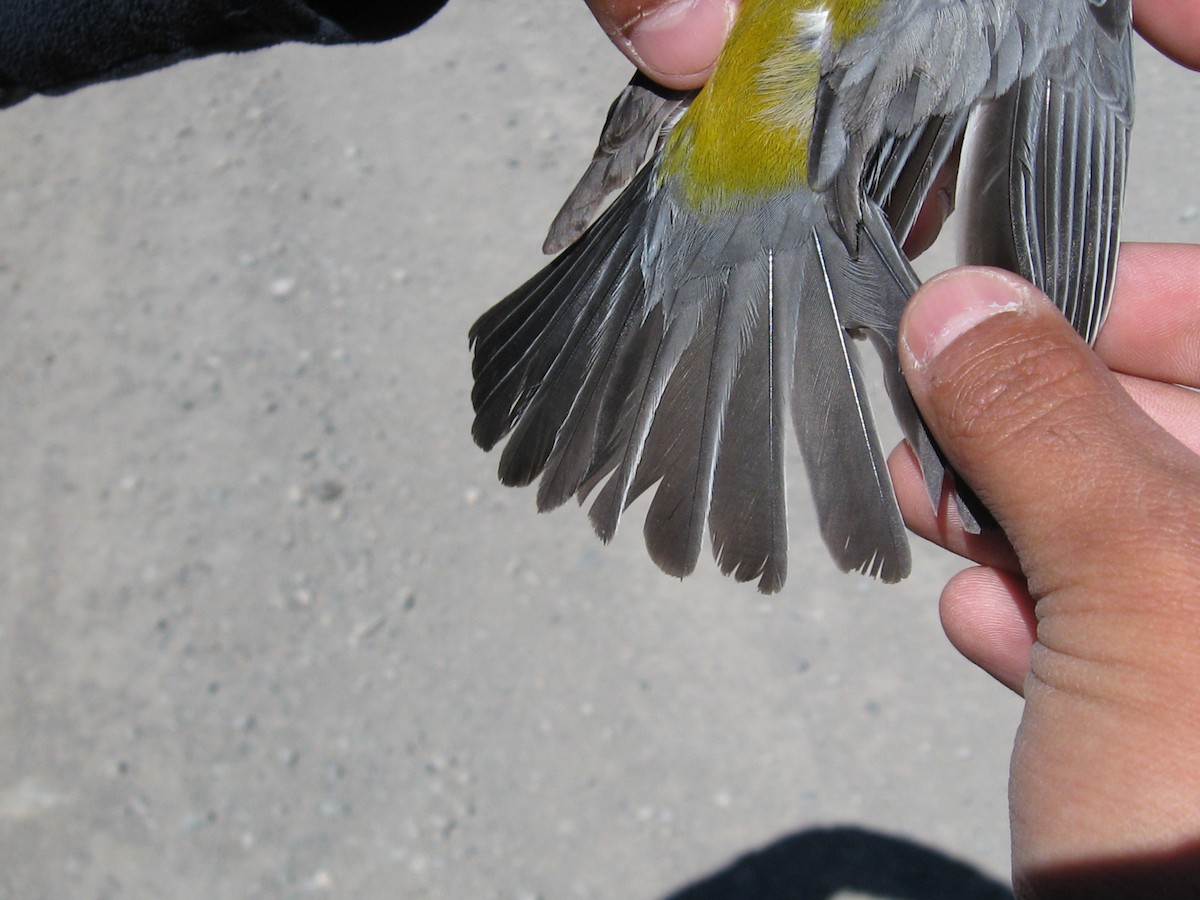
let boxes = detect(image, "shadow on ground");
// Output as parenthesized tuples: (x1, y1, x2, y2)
(663, 825, 1013, 900)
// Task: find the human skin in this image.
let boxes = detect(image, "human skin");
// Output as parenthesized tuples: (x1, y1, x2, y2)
(884, 19, 1200, 894)
(895, 253, 1200, 897)
(583, 0, 738, 89)
(891, 246, 1200, 693)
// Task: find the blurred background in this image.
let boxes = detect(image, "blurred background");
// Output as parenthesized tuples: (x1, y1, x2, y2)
(2, 2, 1198, 896)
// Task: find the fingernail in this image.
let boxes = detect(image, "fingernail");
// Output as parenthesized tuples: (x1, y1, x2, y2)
(901, 268, 1033, 370)
(621, 0, 735, 81)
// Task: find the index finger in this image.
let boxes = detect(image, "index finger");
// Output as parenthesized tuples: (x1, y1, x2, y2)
(1135, 0, 1200, 70)
(1094, 243, 1200, 387)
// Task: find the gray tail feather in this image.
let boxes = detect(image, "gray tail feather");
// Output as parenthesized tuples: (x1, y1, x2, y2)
(472, 167, 949, 589)
(708, 256, 791, 592)
(798, 219, 911, 582)
(470, 165, 654, 457)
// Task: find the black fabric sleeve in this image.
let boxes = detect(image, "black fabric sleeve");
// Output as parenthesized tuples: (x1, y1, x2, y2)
(0, 0, 449, 107)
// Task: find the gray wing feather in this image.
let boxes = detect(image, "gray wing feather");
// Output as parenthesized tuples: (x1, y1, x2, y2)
(855, 201, 990, 533)
(811, 0, 1091, 244)
(543, 74, 692, 254)
(958, 2, 1132, 344)
(471, 166, 654, 454)
(867, 111, 970, 245)
(810, 0, 1129, 532)
(533, 291, 651, 510)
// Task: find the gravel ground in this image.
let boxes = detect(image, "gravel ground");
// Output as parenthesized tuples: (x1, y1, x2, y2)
(2, 3, 1199, 898)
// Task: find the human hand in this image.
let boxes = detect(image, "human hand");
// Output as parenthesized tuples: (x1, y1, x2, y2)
(889, 1, 1200, 887)
(893, 245, 1200, 687)
(891, 247, 1200, 895)
(582, 0, 736, 89)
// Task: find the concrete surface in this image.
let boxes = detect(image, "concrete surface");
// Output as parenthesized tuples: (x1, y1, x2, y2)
(1, 2, 1198, 897)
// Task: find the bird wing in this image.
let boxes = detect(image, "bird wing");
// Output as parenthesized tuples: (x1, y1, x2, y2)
(958, 0, 1133, 343)
(471, 0, 1133, 590)
(542, 73, 693, 254)
(810, 0, 1094, 246)
(809, 0, 1130, 526)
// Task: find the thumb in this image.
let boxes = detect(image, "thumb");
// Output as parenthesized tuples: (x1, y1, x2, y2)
(584, 0, 737, 89)
(899, 267, 1200, 606)
(903, 268, 1200, 893)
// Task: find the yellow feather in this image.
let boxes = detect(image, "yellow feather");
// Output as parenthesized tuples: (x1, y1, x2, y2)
(660, 0, 881, 216)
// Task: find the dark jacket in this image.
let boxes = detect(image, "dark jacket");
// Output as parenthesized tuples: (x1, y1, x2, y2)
(0, 1, 448, 107)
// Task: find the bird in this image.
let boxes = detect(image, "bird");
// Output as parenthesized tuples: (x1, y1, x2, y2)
(469, 0, 1133, 593)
